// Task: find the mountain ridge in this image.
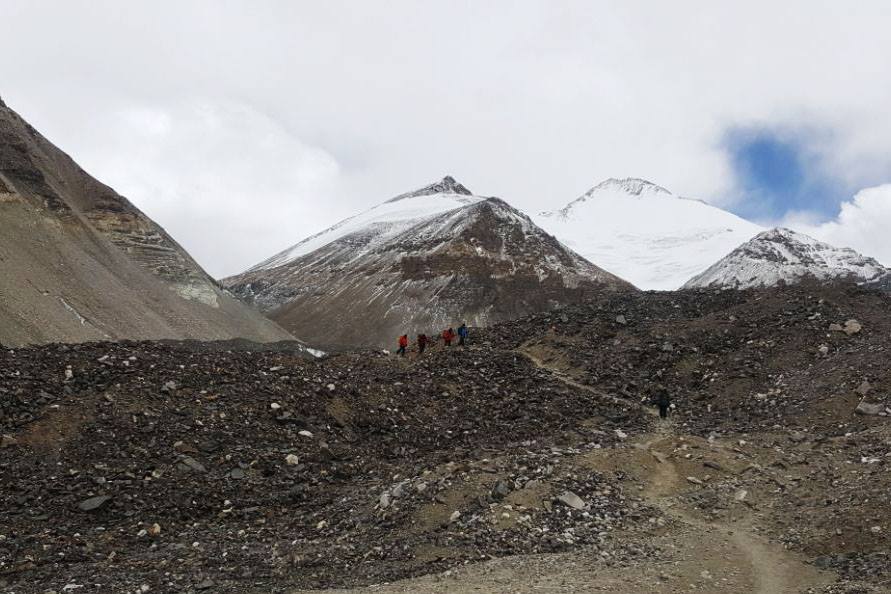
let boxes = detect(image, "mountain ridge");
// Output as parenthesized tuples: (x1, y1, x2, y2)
(224, 177, 633, 348)
(683, 226, 891, 290)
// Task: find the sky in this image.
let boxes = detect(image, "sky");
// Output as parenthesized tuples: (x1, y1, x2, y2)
(1, 0, 890, 276)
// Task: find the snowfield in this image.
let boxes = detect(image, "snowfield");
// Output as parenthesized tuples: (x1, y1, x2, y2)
(535, 178, 764, 290)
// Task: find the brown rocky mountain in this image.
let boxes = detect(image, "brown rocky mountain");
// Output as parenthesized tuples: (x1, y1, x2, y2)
(0, 96, 293, 346)
(223, 177, 634, 349)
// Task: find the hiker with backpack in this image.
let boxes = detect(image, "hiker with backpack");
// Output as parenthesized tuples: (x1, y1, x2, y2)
(397, 334, 408, 356)
(457, 323, 468, 346)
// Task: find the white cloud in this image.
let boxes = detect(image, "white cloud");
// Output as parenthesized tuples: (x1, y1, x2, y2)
(795, 185, 891, 267)
(72, 101, 344, 276)
(1, 0, 890, 274)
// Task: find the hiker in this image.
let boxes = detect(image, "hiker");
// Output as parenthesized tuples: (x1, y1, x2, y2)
(417, 333, 428, 354)
(457, 323, 468, 346)
(442, 327, 455, 346)
(397, 334, 408, 356)
(653, 386, 671, 419)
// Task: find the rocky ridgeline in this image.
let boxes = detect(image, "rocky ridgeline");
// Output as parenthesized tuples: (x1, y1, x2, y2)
(488, 282, 890, 434)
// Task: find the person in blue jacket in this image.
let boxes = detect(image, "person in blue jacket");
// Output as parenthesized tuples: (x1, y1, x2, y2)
(457, 323, 468, 346)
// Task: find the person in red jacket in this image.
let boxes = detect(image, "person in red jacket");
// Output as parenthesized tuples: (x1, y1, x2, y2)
(442, 327, 456, 346)
(397, 334, 408, 356)
(417, 333, 428, 354)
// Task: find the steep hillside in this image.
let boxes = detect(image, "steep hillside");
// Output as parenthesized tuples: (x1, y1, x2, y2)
(0, 96, 294, 346)
(535, 178, 763, 290)
(684, 227, 891, 290)
(224, 177, 632, 348)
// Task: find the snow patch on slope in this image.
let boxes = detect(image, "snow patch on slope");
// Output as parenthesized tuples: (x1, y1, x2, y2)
(250, 177, 483, 272)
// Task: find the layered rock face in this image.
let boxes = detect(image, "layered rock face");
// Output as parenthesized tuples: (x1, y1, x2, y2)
(0, 96, 294, 346)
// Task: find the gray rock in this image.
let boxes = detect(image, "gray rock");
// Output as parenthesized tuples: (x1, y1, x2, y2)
(814, 555, 833, 569)
(556, 490, 585, 510)
(491, 479, 512, 500)
(855, 380, 873, 396)
(229, 468, 245, 480)
(178, 456, 206, 473)
(615, 315, 628, 325)
(789, 431, 808, 443)
(843, 319, 862, 335)
(855, 401, 885, 416)
(78, 495, 112, 512)
(160, 380, 177, 393)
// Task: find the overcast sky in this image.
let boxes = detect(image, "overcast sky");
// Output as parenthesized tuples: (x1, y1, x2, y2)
(2, 0, 890, 276)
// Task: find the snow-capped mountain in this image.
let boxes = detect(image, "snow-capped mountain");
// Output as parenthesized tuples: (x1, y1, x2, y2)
(683, 227, 891, 290)
(535, 178, 763, 290)
(224, 176, 633, 348)
(0, 96, 294, 346)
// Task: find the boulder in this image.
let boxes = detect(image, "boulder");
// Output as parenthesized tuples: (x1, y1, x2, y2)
(78, 495, 112, 512)
(855, 401, 885, 416)
(556, 490, 586, 510)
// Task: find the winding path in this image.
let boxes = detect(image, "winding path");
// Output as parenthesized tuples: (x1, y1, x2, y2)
(523, 344, 833, 594)
(290, 345, 835, 594)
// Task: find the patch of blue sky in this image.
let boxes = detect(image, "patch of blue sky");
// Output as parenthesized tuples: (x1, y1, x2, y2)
(723, 126, 848, 223)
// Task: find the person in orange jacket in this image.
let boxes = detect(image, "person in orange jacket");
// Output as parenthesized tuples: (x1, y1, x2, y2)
(397, 334, 408, 356)
(442, 327, 456, 346)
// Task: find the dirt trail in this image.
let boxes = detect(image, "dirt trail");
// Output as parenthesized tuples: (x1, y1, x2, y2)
(289, 347, 835, 594)
(519, 346, 657, 415)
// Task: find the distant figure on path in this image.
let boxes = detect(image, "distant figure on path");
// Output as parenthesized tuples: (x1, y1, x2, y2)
(417, 333, 428, 354)
(457, 323, 468, 346)
(654, 386, 671, 419)
(397, 334, 408, 356)
(442, 327, 455, 346)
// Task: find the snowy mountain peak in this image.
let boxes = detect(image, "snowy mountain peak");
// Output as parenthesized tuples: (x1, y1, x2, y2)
(683, 227, 891, 290)
(534, 178, 763, 290)
(386, 175, 472, 203)
(542, 177, 673, 220)
(589, 177, 672, 197)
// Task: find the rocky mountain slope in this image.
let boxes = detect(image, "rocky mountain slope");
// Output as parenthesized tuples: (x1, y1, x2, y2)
(224, 176, 632, 349)
(535, 178, 763, 290)
(684, 227, 891, 290)
(1, 283, 889, 593)
(0, 96, 294, 346)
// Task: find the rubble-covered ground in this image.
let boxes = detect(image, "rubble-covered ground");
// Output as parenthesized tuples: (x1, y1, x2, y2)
(1, 283, 889, 593)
